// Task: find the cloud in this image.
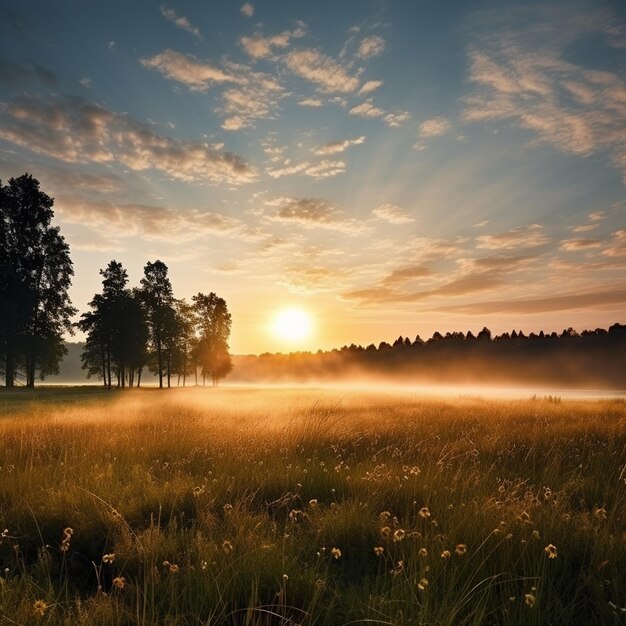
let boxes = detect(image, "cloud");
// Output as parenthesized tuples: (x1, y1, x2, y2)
(342, 271, 503, 305)
(219, 64, 284, 130)
(358, 80, 383, 95)
(382, 265, 433, 286)
(284, 48, 360, 93)
(349, 99, 409, 126)
(141, 49, 234, 91)
(357, 35, 386, 59)
(419, 117, 452, 137)
(463, 5, 626, 182)
(240, 2, 254, 18)
(349, 99, 384, 118)
(240, 32, 293, 59)
(372, 204, 414, 224)
(160, 5, 202, 39)
(298, 97, 323, 107)
(560, 238, 602, 251)
(278, 266, 342, 294)
(604, 230, 626, 257)
(266, 159, 345, 179)
(314, 135, 365, 155)
(475, 224, 550, 250)
(0, 95, 256, 184)
(266, 197, 362, 232)
(436, 287, 626, 315)
(56, 195, 254, 241)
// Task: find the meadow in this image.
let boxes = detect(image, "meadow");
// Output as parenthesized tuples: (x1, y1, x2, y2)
(0, 387, 624, 625)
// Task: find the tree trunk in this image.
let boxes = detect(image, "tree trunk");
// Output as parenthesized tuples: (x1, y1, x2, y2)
(157, 339, 163, 388)
(167, 351, 171, 388)
(5, 347, 14, 388)
(137, 367, 142, 388)
(106, 344, 112, 390)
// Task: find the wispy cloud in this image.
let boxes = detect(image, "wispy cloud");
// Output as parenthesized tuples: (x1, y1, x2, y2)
(265, 197, 362, 232)
(314, 135, 365, 155)
(358, 79, 383, 95)
(0, 95, 256, 184)
(463, 4, 626, 181)
(284, 48, 360, 93)
(160, 5, 202, 39)
(266, 159, 345, 179)
(240, 2, 254, 18)
(56, 195, 255, 241)
(349, 98, 410, 126)
(298, 97, 323, 107)
(357, 35, 386, 59)
(560, 238, 602, 251)
(476, 224, 550, 250)
(604, 230, 626, 257)
(436, 287, 626, 315)
(141, 49, 234, 91)
(372, 203, 414, 224)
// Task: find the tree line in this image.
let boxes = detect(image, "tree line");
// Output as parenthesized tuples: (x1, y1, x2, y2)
(1, 173, 232, 388)
(232, 324, 626, 388)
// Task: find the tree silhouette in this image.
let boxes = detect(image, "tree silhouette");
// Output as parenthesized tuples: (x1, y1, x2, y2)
(140, 260, 174, 389)
(0, 174, 76, 387)
(192, 292, 233, 386)
(78, 261, 148, 388)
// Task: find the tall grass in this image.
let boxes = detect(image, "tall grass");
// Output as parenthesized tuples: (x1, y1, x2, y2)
(0, 387, 624, 625)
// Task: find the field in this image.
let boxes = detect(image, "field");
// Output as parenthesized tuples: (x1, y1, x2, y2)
(0, 387, 624, 625)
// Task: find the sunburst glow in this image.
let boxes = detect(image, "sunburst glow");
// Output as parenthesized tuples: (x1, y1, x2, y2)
(273, 308, 312, 342)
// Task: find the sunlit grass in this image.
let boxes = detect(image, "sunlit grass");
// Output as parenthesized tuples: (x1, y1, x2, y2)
(0, 388, 624, 625)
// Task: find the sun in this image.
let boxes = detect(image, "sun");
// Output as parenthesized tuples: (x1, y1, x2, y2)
(273, 308, 312, 342)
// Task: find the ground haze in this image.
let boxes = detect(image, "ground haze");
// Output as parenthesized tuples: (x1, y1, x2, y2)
(0, 388, 624, 625)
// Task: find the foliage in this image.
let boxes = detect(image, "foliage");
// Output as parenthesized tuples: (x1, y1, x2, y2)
(0, 174, 76, 387)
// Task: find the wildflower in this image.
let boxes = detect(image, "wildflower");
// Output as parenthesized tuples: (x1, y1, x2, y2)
(531, 530, 540, 540)
(168, 563, 179, 573)
(33, 599, 49, 617)
(331, 547, 342, 559)
(455, 543, 467, 556)
(594, 507, 607, 521)
(419, 548, 428, 557)
(544, 544, 558, 559)
(59, 527, 74, 552)
(379, 511, 391, 523)
(524, 592, 536, 607)
(289, 509, 302, 521)
(112, 576, 126, 590)
(282, 574, 288, 582)
(201, 560, 208, 570)
(380, 526, 391, 536)
(419, 507, 431, 519)
(441, 550, 451, 560)
(520, 511, 531, 523)
(374, 546, 384, 556)
(417, 577, 429, 591)
(309, 499, 318, 508)
(393, 529, 405, 542)
(102, 553, 115, 564)
(222, 540, 233, 554)
(223, 503, 233, 514)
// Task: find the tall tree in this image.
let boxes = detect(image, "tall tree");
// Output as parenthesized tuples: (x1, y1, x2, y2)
(192, 292, 233, 386)
(140, 260, 174, 389)
(0, 174, 76, 387)
(78, 261, 148, 388)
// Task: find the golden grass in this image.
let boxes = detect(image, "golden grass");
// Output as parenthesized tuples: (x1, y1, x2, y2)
(0, 387, 624, 625)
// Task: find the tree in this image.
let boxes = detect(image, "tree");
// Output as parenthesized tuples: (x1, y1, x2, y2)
(140, 261, 174, 388)
(78, 261, 148, 388)
(192, 292, 233, 386)
(0, 174, 76, 387)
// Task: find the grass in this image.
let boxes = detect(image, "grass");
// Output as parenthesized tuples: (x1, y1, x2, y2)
(0, 387, 624, 625)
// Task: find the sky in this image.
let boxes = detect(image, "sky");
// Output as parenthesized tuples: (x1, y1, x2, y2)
(1, 0, 625, 354)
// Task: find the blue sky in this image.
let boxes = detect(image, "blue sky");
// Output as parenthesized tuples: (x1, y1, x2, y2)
(1, 0, 625, 353)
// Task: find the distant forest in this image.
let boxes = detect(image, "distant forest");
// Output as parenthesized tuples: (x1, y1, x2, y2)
(231, 324, 626, 388)
(50, 323, 626, 389)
